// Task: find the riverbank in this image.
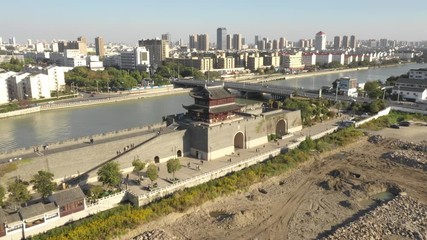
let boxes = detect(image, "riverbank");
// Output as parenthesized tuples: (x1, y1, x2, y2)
(41, 86, 190, 111)
(284, 67, 370, 80)
(0, 86, 190, 119)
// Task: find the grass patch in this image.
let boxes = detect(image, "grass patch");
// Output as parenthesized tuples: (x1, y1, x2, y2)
(0, 162, 18, 178)
(30, 127, 363, 240)
(361, 110, 427, 130)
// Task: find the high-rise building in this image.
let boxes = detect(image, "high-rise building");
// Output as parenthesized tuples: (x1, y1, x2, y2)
(197, 34, 209, 51)
(272, 39, 278, 50)
(314, 31, 326, 51)
(0, 37, 3, 45)
(27, 39, 32, 46)
(254, 35, 261, 45)
(334, 36, 341, 49)
(95, 37, 105, 57)
(226, 35, 232, 50)
(138, 39, 169, 67)
(189, 34, 197, 49)
(9, 37, 16, 46)
(120, 47, 150, 70)
(380, 38, 388, 48)
(232, 34, 242, 50)
(216, 27, 227, 50)
(161, 33, 171, 41)
(67, 36, 87, 54)
(279, 37, 286, 49)
(349, 35, 356, 49)
(342, 35, 349, 49)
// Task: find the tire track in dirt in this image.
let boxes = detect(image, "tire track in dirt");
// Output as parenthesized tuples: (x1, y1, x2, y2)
(228, 179, 312, 240)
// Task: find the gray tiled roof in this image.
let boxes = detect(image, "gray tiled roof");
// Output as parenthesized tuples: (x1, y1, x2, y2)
(0, 210, 6, 224)
(19, 203, 46, 219)
(50, 187, 85, 206)
(6, 213, 21, 224)
(190, 86, 233, 99)
(393, 86, 426, 93)
(396, 78, 427, 86)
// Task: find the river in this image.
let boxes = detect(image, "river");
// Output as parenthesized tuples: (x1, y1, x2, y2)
(1, 63, 426, 151)
(270, 63, 427, 90)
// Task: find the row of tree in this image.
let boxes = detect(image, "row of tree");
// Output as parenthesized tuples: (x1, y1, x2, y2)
(96, 158, 182, 191)
(0, 170, 56, 208)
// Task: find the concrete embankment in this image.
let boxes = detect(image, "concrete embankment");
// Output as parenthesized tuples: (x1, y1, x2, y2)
(41, 87, 190, 111)
(284, 67, 369, 80)
(0, 106, 41, 119)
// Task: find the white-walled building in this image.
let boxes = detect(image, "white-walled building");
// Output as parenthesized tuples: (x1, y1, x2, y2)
(120, 47, 150, 70)
(408, 68, 427, 80)
(21, 73, 51, 100)
(0, 72, 16, 104)
(316, 53, 332, 65)
(35, 42, 45, 53)
(331, 53, 345, 65)
(281, 52, 304, 71)
(44, 66, 72, 92)
(9, 73, 30, 100)
(336, 77, 358, 97)
(246, 53, 264, 71)
(314, 31, 326, 51)
(302, 53, 316, 66)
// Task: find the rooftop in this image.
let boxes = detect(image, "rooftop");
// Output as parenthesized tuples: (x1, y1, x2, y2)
(50, 187, 85, 206)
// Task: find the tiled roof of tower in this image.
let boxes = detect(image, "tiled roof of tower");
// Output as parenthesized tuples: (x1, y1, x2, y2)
(189, 85, 233, 100)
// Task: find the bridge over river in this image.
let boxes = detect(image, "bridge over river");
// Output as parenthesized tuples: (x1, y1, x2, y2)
(173, 79, 356, 102)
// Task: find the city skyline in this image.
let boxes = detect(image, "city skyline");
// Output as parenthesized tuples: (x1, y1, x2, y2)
(1, 0, 426, 44)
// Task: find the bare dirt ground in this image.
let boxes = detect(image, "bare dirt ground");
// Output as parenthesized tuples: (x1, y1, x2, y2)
(124, 123, 427, 240)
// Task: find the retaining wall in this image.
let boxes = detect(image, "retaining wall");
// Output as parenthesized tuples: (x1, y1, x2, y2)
(0, 106, 40, 119)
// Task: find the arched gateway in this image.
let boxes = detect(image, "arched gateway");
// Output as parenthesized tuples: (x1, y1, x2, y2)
(234, 132, 244, 149)
(275, 119, 287, 138)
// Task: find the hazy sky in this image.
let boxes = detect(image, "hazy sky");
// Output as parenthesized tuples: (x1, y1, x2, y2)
(1, 0, 426, 45)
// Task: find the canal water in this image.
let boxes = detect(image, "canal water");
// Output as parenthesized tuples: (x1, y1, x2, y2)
(1, 63, 426, 151)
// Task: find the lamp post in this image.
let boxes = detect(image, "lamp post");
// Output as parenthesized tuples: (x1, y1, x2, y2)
(335, 80, 340, 103)
(397, 85, 400, 103)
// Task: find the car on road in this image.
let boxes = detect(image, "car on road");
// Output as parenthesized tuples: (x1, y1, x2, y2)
(390, 124, 400, 129)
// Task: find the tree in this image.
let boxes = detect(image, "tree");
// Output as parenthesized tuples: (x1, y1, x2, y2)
(97, 162, 122, 190)
(8, 180, 30, 207)
(166, 158, 181, 179)
(146, 164, 158, 183)
(0, 185, 5, 206)
(132, 159, 146, 178)
(364, 80, 383, 99)
(32, 170, 56, 198)
(89, 185, 104, 200)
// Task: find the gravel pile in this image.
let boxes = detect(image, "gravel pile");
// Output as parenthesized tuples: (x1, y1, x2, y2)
(389, 140, 427, 152)
(384, 150, 427, 170)
(324, 195, 427, 240)
(131, 229, 177, 240)
(368, 135, 384, 144)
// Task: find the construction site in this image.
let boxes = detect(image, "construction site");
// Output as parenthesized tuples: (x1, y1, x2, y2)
(124, 122, 427, 240)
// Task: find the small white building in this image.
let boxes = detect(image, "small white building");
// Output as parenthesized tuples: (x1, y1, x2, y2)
(393, 86, 427, 102)
(0, 72, 17, 104)
(408, 68, 427, 80)
(22, 73, 51, 100)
